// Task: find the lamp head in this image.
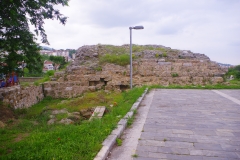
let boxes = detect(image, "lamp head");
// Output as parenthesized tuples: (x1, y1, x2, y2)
(129, 26, 144, 30)
(133, 26, 144, 30)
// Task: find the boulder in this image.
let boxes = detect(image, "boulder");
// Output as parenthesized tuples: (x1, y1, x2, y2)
(59, 118, 74, 125)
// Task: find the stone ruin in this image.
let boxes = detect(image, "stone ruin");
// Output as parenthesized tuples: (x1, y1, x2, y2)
(43, 44, 227, 98)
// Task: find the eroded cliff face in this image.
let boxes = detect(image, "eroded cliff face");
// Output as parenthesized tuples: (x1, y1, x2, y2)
(44, 44, 227, 98)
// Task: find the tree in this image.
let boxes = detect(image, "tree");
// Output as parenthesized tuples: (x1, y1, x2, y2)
(49, 55, 66, 69)
(67, 49, 76, 58)
(0, 0, 69, 75)
(226, 65, 240, 80)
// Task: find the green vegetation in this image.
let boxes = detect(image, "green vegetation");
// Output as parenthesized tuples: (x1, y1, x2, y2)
(149, 83, 240, 89)
(0, 0, 68, 76)
(132, 154, 138, 158)
(99, 54, 130, 66)
(171, 73, 179, 77)
(33, 70, 55, 86)
(68, 49, 76, 58)
(127, 110, 137, 127)
(116, 138, 122, 146)
(132, 45, 155, 52)
(132, 45, 145, 52)
(105, 45, 127, 54)
(162, 52, 167, 57)
(94, 66, 102, 71)
(225, 65, 240, 80)
(49, 55, 67, 70)
(60, 62, 70, 71)
(23, 68, 43, 77)
(0, 87, 146, 160)
(127, 116, 134, 127)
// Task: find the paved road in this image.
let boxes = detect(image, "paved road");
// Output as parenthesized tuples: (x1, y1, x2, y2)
(109, 89, 240, 160)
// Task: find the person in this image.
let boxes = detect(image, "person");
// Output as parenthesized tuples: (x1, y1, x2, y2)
(0, 79, 6, 88)
(13, 71, 19, 85)
(6, 75, 12, 87)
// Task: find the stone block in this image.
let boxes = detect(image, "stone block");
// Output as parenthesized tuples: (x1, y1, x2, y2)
(65, 87, 72, 91)
(88, 86, 96, 92)
(158, 62, 172, 65)
(211, 77, 223, 84)
(183, 63, 192, 67)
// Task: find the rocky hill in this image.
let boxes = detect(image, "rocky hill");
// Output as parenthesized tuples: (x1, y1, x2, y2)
(44, 44, 227, 98)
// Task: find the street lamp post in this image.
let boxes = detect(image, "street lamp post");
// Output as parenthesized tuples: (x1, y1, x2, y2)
(129, 26, 144, 89)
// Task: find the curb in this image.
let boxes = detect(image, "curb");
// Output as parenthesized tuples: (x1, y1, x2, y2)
(94, 88, 148, 160)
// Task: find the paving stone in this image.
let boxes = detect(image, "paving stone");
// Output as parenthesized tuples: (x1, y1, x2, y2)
(138, 140, 165, 147)
(201, 150, 239, 159)
(220, 144, 240, 152)
(148, 152, 167, 159)
(134, 89, 240, 160)
(166, 154, 204, 160)
(165, 141, 194, 148)
(216, 131, 235, 137)
(157, 147, 172, 154)
(140, 132, 156, 140)
(172, 129, 194, 135)
(194, 143, 223, 151)
(169, 137, 198, 143)
(193, 130, 217, 136)
(137, 145, 158, 152)
(134, 157, 159, 160)
(171, 147, 190, 155)
(135, 151, 149, 157)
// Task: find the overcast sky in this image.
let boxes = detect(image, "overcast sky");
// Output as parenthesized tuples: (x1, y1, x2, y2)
(37, 0, 240, 65)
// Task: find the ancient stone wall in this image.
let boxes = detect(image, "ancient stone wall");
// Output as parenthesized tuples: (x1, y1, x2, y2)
(43, 45, 227, 98)
(0, 85, 44, 109)
(0, 44, 228, 105)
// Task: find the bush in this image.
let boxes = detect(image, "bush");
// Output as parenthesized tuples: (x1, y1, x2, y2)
(45, 70, 55, 76)
(226, 65, 240, 80)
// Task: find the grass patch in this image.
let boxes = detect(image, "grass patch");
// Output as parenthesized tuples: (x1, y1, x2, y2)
(116, 138, 122, 146)
(0, 87, 146, 160)
(132, 45, 157, 52)
(33, 70, 55, 86)
(104, 45, 127, 54)
(55, 113, 68, 121)
(19, 82, 32, 87)
(132, 154, 138, 157)
(149, 81, 240, 90)
(99, 53, 130, 66)
(127, 115, 134, 127)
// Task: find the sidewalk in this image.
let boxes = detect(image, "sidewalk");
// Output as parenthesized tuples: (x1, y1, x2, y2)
(109, 89, 240, 160)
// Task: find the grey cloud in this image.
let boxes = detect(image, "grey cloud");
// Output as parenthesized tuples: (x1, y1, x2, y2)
(38, 0, 240, 65)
